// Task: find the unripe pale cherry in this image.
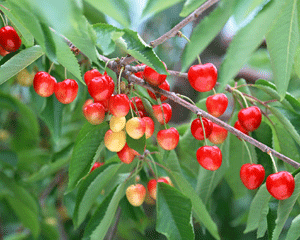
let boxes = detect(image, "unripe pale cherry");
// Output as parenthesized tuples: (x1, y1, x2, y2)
(33, 71, 57, 97)
(88, 75, 114, 102)
(152, 103, 172, 125)
(147, 178, 169, 200)
(196, 146, 222, 171)
(206, 93, 228, 117)
(190, 118, 213, 141)
(208, 123, 228, 144)
(238, 106, 262, 132)
(157, 127, 179, 151)
(143, 117, 155, 139)
(126, 184, 146, 207)
(104, 129, 126, 152)
(147, 80, 170, 102)
(117, 143, 138, 164)
(110, 115, 126, 132)
(126, 117, 146, 139)
(0, 26, 22, 52)
(143, 62, 167, 86)
(90, 162, 104, 172)
(109, 94, 130, 117)
(84, 69, 102, 85)
(55, 79, 78, 104)
(240, 163, 265, 190)
(83, 102, 106, 125)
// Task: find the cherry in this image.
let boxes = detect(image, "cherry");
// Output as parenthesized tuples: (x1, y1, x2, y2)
(104, 129, 126, 152)
(117, 143, 138, 164)
(110, 115, 126, 132)
(134, 63, 145, 79)
(84, 69, 102, 85)
(109, 94, 130, 117)
(147, 80, 170, 102)
(54, 79, 78, 104)
(238, 106, 262, 132)
(234, 120, 249, 139)
(130, 97, 145, 112)
(190, 118, 213, 141)
(143, 62, 167, 86)
(143, 117, 155, 139)
(95, 97, 111, 112)
(126, 117, 146, 139)
(147, 178, 169, 200)
(0, 26, 22, 52)
(206, 93, 228, 117)
(188, 63, 218, 92)
(90, 162, 104, 172)
(82, 99, 94, 111)
(240, 163, 265, 190)
(208, 123, 228, 144)
(33, 71, 57, 97)
(0, 44, 9, 56)
(157, 127, 179, 151)
(152, 103, 172, 125)
(83, 102, 106, 125)
(126, 184, 146, 207)
(88, 75, 114, 102)
(196, 146, 222, 171)
(266, 171, 295, 200)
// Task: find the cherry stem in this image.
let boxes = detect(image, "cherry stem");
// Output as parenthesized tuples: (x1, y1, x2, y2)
(132, 160, 144, 181)
(131, 96, 140, 117)
(177, 31, 201, 64)
(0, 14, 6, 26)
(147, 154, 158, 180)
(118, 67, 124, 95)
(268, 151, 278, 173)
(177, 93, 196, 106)
(233, 89, 248, 108)
(129, 100, 134, 118)
(104, 58, 116, 72)
(64, 68, 67, 79)
(48, 62, 55, 74)
(157, 98, 167, 129)
(241, 139, 253, 164)
(212, 88, 217, 95)
(291, 167, 300, 177)
(199, 115, 208, 146)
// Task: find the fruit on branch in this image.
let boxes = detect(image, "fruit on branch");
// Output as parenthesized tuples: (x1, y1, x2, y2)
(96, 97, 110, 112)
(83, 102, 106, 125)
(109, 94, 130, 117)
(144, 190, 156, 205)
(143, 117, 155, 139)
(134, 63, 145, 79)
(87, 75, 114, 101)
(0, 44, 9, 56)
(234, 120, 249, 139)
(240, 163, 265, 190)
(147, 178, 169, 200)
(143, 62, 167, 86)
(54, 79, 78, 104)
(84, 69, 103, 85)
(208, 123, 228, 144)
(33, 71, 57, 97)
(157, 127, 179, 151)
(90, 162, 104, 172)
(196, 146, 222, 171)
(126, 184, 146, 207)
(0, 26, 22, 52)
(187, 63, 218, 92)
(266, 171, 295, 200)
(110, 115, 126, 132)
(191, 118, 213, 140)
(82, 99, 94, 111)
(117, 143, 138, 164)
(130, 97, 145, 112)
(104, 129, 126, 152)
(152, 103, 172, 125)
(206, 93, 228, 117)
(126, 117, 146, 139)
(238, 106, 262, 132)
(147, 80, 170, 102)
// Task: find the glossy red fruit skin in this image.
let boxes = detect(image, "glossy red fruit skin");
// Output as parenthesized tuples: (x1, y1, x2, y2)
(240, 163, 265, 190)
(147, 80, 170, 102)
(157, 127, 179, 151)
(208, 123, 228, 144)
(82, 99, 94, 111)
(109, 94, 130, 117)
(188, 63, 218, 92)
(238, 106, 262, 132)
(88, 75, 114, 102)
(54, 79, 78, 104)
(0, 44, 9, 56)
(130, 97, 145, 112)
(143, 117, 155, 139)
(117, 143, 138, 164)
(83, 102, 106, 125)
(152, 103, 172, 125)
(90, 162, 104, 172)
(196, 146, 222, 171)
(33, 71, 57, 97)
(143, 63, 167, 86)
(84, 69, 102, 85)
(95, 95, 111, 112)
(266, 171, 295, 200)
(234, 120, 249, 140)
(206, 93, 228, 117)
(191, 118, 213, 140)
(147, 178, 169, 200)
(0, 26, 22, 52)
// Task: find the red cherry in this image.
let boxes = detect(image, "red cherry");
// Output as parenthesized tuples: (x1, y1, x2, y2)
(83, 102, 106, 125)
(196, 146, 222, 171)
(234, 120, 249, 140)
(90, 162, 104, 172)
(266, 171, 295, 200)
(82, 99, 94, 111)
(240, 163, 265, 190)
(238, 106, 262, 132)
(147, 178, 169, 200)
(88, 75, 114, 102)
(84, 69, 102, 85)
(95, 95, 111, 112)
(134, 63, 145, 79)
(147, 80, 170, 102)
(208, 123, 228, 144)
(117, 143, 138, 164)
(0, 44, 9, 56)
(143, 117, 155, 139)
(152, 103, 172, 125)
(157, 127, 179, 151)
(109, 94, 130, 117)
(130, 97, 145, 112)
(190, 118, 213, 141)
(33, 71, 57, 97)
(0, 26, 22, 52)
(188, 63, 218, 92)
(54, 79, 78, 104)
(206, 93, 228, 117)
(143, 62, 167, 86)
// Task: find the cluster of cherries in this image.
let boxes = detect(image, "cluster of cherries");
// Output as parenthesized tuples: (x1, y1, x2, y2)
(0, 25, 22, 56)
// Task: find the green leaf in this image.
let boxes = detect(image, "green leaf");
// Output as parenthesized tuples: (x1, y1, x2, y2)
(285, 214, 300, 240)
(233, 0, 266, 25)
(267, 203, 277, 240)
(217, 0, 286, 93)
(67, 122, 109, 192)
(156, 182, 194, 239)
(294, 46, 300, 78)
(0, 45, 44, 85)
(142, 0, 184, 18)
(266, 0, 299, 99)
(0, 151, 18, 166)
(126, 134, 146, 155)
(180, 0, 206, 17)
(181, 0, 235, 72)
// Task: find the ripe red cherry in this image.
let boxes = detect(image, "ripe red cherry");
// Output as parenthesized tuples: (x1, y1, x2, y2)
(117, 143, 138, 164)
(54, 79, 78, 104)
(190, 118, 213, 140)
(84, 69, 102, 85)
(208, 123, 228, 144)
(143, 117, 155, 139)
(0, 26, 22, 52)
(206, 93, 228, 117)
(157, 127, 179, 151)
(109, 94, 130, 117)
(90, 162, 104, 172)
(143, 62, 167, 86)
(83, 102, 106, 125)
(82, 99, 94, 111)
(130, 97, 145, 112)
(196, 146, 222, 171)
(188, 63, 218, 92)
(266, 171, 295, 200)
(0, 45, 9, 56)
(238, 106, 262, 132)
(147, 178, 169, 200)
(152, 103, 172, 125)
(88, 75, 114, 102)
(147, 80, 170, 102)
(33, 71, 57, 97)
(240, 163, 265, 190)
(234, 120, 249, 139)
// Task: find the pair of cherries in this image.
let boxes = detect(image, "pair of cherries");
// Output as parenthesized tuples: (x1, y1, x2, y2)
(0, 26, 22, 56)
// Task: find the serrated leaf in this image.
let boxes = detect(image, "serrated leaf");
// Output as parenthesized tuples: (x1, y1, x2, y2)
(0, 45, 44, 85)
(217, 0, 286, 93)
(266, 0, 299, 99)
(142, 0, 184, 18)
(285, 214, 300, 240)
(180, 0, 206, 17)
(126, 134, 146, 155)
(156, 183, 194, 240)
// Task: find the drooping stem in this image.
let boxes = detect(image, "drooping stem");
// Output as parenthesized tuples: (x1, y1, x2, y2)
(48, 62, 55, 74)
(118, 67, 124, 95)
(177, 93, 196, 106)
(157, 98, 167, 129)
(199, 115, 208, 146)
(241, 139, 253, 164)
(268, 151, 278, 173)
(177, 31, 201, 64)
